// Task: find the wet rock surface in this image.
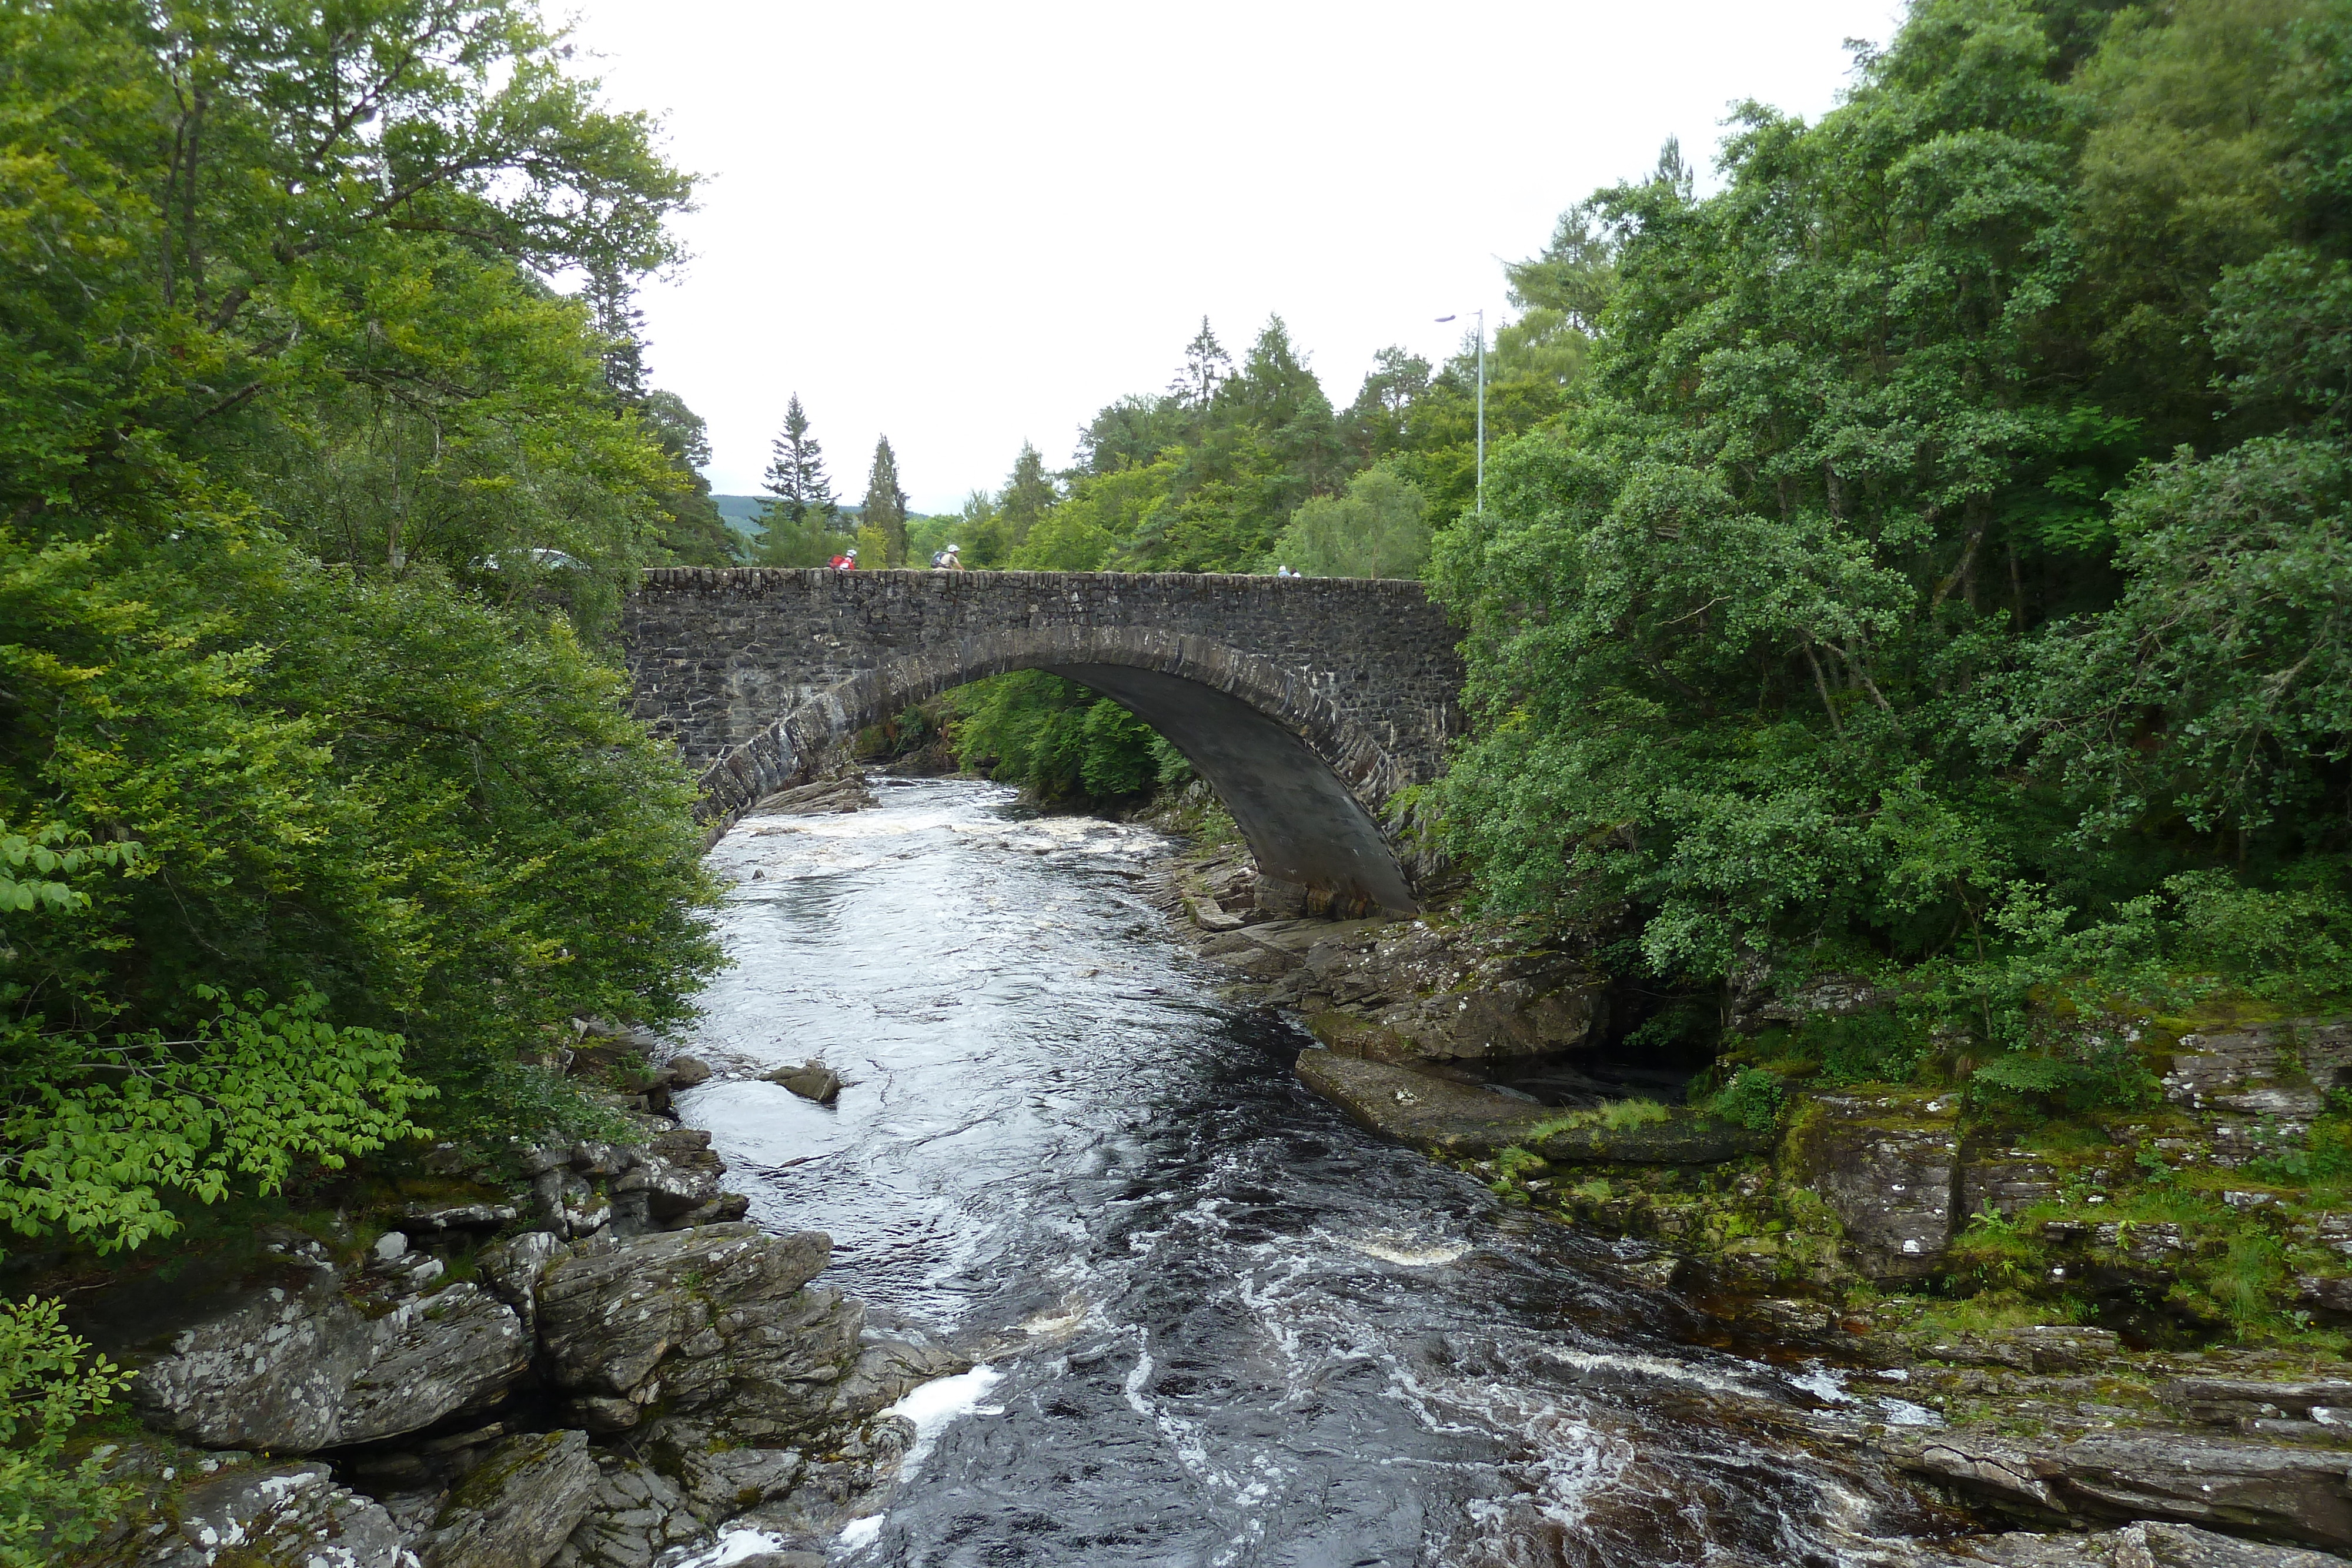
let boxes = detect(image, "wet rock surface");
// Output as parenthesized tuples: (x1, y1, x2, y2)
(132, 1269, 529, 1452)
(1956, 1521, 2350, 1567)
(1896, 1429, 2352, 1552)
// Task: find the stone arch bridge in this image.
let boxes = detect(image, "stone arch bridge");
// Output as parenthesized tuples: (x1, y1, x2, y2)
(623, 569, 1464, 916)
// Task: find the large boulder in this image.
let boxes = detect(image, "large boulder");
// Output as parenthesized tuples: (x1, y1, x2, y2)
(535, 1223, 838, 1436)
(1292, 922, 1609, 1061)
(133, 1269, 528, 1452)
(418, 1429, 601, 1568)
(476, 1229, 567, 1338)
(113, 1459, 406, 1568)
(1790, 1091, 1962, 1281)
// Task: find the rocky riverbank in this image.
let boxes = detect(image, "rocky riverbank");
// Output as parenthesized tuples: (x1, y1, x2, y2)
(1154, 834, 2352, 1564)
(24, 784, 956, 1568)
(42, 1065, 962, 1568)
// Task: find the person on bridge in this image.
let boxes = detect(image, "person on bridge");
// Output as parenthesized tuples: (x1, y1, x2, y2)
(932, 544, 963, 570)
(830, 548, 858, 571)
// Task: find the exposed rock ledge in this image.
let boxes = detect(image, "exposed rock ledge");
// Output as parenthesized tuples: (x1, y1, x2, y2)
(1295, 1050, 1767, 1163)
(59, 1098, 961, 1567)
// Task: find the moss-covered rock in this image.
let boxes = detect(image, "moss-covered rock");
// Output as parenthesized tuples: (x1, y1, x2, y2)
(1788, 1089, 1963, 1282)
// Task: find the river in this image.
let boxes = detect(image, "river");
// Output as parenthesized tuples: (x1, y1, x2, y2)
(674, 776, 1956, 1567)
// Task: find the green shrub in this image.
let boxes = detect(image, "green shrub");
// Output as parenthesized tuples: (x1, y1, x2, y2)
(1702, 1069, 1786, 1131)
(0, 1296, 130, 1565)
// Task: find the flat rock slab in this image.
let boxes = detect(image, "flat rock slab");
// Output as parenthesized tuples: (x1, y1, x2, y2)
(1895, 1429, 2352, 1553)
(1295, 1050, 1559, 1155)
(1292, 1051, 1762, 1163)
(1965, 1520, 2350, 1567)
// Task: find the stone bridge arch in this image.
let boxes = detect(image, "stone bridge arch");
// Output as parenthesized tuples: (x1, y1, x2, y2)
(622, 569, 1464, 917)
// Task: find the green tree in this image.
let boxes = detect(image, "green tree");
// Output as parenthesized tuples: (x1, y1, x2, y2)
(1000, 442, 1058, 546)
(639, 392, 743, 566)
(1426, 0, 2352, 1033)
(0, 1295, 130, 1564)
(1344, 347, 1434, 464)
(863, 436, 911, 566)
(956, 490, 1009, 568)
(0, 0, 721, 1247)
(761, 394, 838, 527)
(1169, 316, 1232, 429)
(1274, 463, 1431, 579)
(1078, 394, 1187, 474)
(1013, 460, 1174, 571)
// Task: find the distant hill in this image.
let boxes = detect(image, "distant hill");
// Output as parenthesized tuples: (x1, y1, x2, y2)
(712, 496, 869, 541)
(711, 494, 763, 539)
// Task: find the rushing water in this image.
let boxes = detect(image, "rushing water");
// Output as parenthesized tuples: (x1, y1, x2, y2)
(675, 777, 1955, 1568)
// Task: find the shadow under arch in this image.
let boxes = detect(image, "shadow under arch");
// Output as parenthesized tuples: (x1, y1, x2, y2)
(693, 623, 1421, 917)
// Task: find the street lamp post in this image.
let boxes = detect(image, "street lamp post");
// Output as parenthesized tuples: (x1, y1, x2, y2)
(1436, 309, 1486, 516)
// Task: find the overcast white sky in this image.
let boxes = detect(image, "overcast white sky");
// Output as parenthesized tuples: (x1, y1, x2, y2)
(562, 0, 1906, 513)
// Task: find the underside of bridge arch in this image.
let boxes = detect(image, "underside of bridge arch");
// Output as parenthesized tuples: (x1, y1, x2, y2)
(1041, 663, 1419, 918)
(678, 621, 1431, 919)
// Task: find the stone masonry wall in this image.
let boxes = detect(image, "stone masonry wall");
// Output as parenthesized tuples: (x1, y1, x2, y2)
(623, 567, 1462, 815)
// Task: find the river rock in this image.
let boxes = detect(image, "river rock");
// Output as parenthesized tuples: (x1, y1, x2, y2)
(1295, 1050, 1559, 1155)
(535, 1223, 836, 1433)
(335, 1284, 533, 1446)
(1792, 1091, 1962, 1281)
(134, 1271, 528, 1452)
(767, 1062, 843, 1104)
(751, 775, 875, 815)
(678, 1445, 806, 1516)
(122, 1459, 406, 1568)
(417, 1429, 601, 1568)
(1963, 1520, 2350, 1567)
(477, 1230, 567, 1336)
(549, 1452, 709, 1568)
(1959, 1144, 2063, 1219)
(2159, 1376, 2352, 1428)
(1895, 1429, 2352, 1551)
(1535, 1116, 1771, 1165)
(1294, 1049, 1762, 1164)
(1917, 1326, 2123, 1374)
(534, 1166, 617, 1240)
(1289, 921, 1610, 1061)
(667, 1054, 714, 1087)
(612, 1151, 723, 1228)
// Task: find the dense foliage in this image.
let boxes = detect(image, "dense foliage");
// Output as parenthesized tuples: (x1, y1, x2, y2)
(934, 301, 1569, 799)
(0, 0, 727, 1523)
(1431, 0, 2352, 1058)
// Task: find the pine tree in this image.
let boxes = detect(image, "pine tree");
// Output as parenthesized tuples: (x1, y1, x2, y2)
(999, 441, 1057, 546)
(761, 394, 836, 526)
(1169, 317, 1230, 421)
(863, 436, 910, 566)
(585, 266, 649, 403)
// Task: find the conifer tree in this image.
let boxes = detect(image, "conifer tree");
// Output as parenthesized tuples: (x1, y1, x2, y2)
(863, 435, 910, 566)
(1170, 317, 1230, 424)
(761, 394, 836, 525)
(1000, 442, 1057, 546)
